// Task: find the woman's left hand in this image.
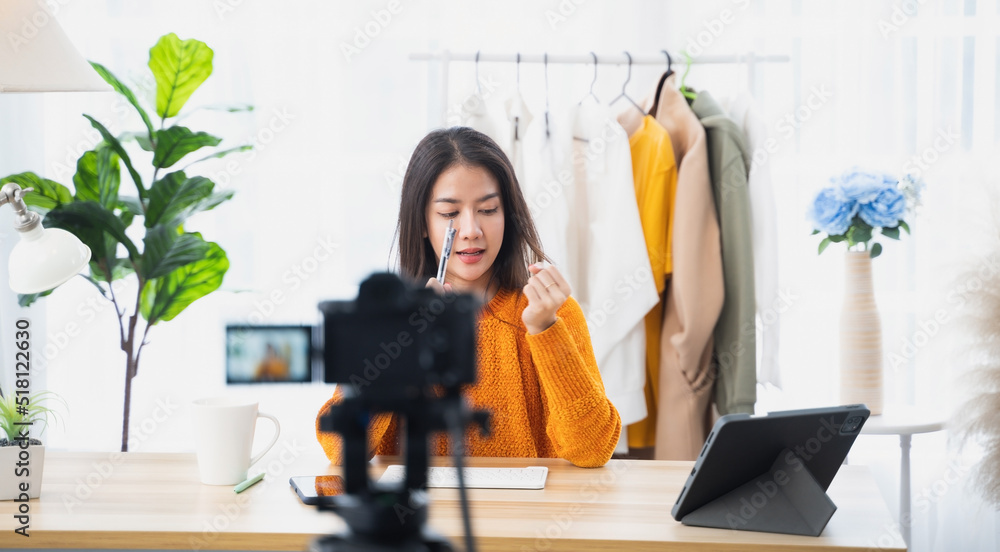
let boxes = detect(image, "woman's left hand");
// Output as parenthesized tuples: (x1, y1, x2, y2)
(522, 262, 571, 335)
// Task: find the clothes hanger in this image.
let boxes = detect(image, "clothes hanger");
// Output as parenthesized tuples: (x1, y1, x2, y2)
(649, 49, 674, 117)
(680, 49, 697, 101)
(573, 52, 601, 142)
(475, 50, 482, 94)
(516, 52, 521, 94)
(461, 51, 489, 124)
(578, 52, 600, 105)
(609, 51, 646, 116)
(512, 53, 523, 140)
(543, 53, 551, 138)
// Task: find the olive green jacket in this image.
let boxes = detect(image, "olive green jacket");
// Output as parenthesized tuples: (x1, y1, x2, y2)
(690, 91, 757, 416)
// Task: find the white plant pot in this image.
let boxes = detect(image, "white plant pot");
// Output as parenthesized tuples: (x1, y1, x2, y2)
(0, 444, 44, 500)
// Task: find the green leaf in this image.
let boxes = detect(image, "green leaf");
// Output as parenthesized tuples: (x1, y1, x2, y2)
(119, 196, 144, 217)
(828, 234, 847, 243)
(899, 220, 910, 234)
(1, 173, 72, 211)
(181, 145, 253, 170)
(89, 258, 135, 283)
(90, 61, 155, 138)
(881, 226, 900, 240)
(119, 209, 135, 231)
(44, 201, 140, 262)
(146, 172, 215, 227)
(141, 227, 210, 279)
(818, 237, 832, 255)
(869, 242, 883, 258)
(810, 229, 820, 235)
(152, 126, 222, 169)
(120, 131, 154, 152)
(82, 232, 122, 283)
(142, 239, 228, 324)
(73, 146, 120, 208)
(17, 289, 54, 308)
(73, 152, 99, 202)
(847, 224, 872, 246)
(148, 33, 213, 119)
(117, 196, 144, 231)
(194, 190, 234, 213)
(83, 114, 146, 201)
(0, 390, 66, 440)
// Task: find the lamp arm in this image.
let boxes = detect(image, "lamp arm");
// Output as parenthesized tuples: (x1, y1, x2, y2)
(0, 184, 38, 402)
(0, 183, 42, 232)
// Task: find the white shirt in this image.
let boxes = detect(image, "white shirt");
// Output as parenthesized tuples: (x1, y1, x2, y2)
(468, 97, 657, 433)
(564, 101, 658, 426)
(721, 92, 781, 389)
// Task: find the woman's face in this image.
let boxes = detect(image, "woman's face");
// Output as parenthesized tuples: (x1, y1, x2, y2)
(425, 164, 505, 296)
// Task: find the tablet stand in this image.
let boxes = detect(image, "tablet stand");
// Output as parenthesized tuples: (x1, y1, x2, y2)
(680, 448, 837, 537)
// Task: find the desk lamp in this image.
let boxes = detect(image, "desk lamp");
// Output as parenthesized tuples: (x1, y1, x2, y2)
(0, 0, 109, 398)
(0, 183, 90, 293)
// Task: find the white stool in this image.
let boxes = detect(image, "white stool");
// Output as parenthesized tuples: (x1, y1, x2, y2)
(860, 406, 946, 548)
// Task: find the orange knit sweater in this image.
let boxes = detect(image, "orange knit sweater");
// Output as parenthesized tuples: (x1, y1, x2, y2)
(316, 288, 622, 468)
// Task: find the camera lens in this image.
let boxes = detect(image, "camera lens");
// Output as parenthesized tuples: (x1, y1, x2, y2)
(840, 417, 862, 433)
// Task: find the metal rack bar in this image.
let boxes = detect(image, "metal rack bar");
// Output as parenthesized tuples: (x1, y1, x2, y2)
(411, 50, 790, 126)
(409, 51, 790, 65)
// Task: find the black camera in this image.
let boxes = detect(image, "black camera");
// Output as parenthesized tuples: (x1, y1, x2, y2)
(319, 272, 478, 402)
(313, 273, 487, 552)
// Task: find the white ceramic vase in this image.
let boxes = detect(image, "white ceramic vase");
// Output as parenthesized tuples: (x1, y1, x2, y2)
(0, 444, 44, 500)
(839, 251, 884, 415)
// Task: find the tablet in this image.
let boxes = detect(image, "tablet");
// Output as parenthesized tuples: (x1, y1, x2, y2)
(671, 405, 869, 530)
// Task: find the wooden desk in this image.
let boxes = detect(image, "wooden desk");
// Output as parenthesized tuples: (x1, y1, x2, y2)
(1, 450, 905, 551)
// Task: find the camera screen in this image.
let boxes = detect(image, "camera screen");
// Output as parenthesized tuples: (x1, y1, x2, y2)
(226, 325, 313, 384)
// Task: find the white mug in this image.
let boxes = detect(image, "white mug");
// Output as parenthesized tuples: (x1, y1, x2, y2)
(190, 397, 281, 485)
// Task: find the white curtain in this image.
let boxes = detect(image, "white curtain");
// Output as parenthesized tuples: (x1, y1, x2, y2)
(3, 1, 996, 549)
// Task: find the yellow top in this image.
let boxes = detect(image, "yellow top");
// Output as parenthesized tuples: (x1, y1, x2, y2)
(627, 114, 679, 449)
(317, 288, 622, 468)
(630, 114, 678, 290)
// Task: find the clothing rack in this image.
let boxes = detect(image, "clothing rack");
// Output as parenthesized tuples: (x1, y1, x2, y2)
(409, 50, 791, 126)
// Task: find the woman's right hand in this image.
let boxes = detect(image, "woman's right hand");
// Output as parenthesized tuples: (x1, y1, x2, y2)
(425, 277, 453, 295)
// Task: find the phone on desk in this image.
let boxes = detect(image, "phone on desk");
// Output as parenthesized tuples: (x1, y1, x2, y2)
(289, 475, 345, 505)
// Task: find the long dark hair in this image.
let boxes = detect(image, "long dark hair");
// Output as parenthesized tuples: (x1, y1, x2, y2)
(395, 127, 546, 294)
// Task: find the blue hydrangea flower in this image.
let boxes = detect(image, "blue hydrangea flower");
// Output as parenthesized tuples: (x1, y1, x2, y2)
(810, 187, 857, 236)
(858, 187, 906, 228)
(832, 169, 893, 204)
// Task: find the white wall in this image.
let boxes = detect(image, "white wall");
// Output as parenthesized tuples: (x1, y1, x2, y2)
(2, 2, 998, 549)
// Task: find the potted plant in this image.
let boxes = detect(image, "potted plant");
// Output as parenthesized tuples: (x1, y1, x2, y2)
(808, 169, 924, 415)
(0, 33, 251, 452)
(0, 391, 65, 500)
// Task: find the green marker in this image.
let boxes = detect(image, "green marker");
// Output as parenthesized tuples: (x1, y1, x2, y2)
(234, 472, 265, 493)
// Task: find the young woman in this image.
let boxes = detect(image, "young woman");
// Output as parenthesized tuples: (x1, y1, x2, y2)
(316, 127, 621, 468)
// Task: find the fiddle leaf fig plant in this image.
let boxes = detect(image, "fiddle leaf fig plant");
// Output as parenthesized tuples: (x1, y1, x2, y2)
(0, 33, 251, 452)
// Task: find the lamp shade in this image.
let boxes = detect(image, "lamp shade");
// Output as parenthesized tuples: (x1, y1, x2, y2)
(0, 0, 108, 92)
(8, 224, 91, 294)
